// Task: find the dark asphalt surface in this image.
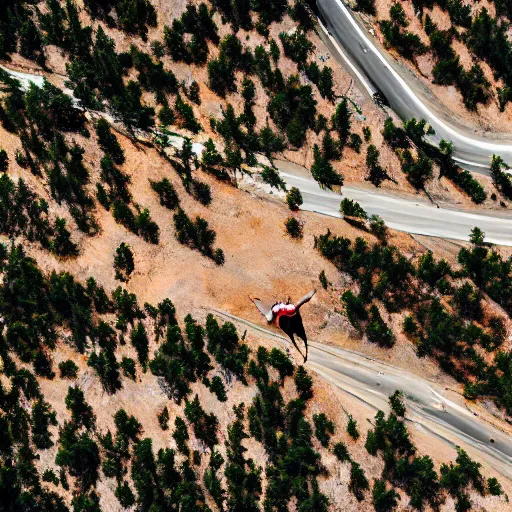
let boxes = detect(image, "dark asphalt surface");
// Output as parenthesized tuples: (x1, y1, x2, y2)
(317, 0, 512, 172)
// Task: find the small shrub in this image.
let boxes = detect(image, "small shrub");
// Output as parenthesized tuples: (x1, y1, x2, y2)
(285, 217, 303, 239)
(59, 360, 79, 379)
(319, 270, 329, 290)
(286, 186, 303, 211)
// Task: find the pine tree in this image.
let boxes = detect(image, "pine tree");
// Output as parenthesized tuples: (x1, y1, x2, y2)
(114, 242, 134, 282)
(31, 399, 58, 449)
(130, 322, 149, 370)
(372, 479, 399, 512)
(96, 119, 125, 165)
(347, 415, 359, 440)
(157, 407, 169, 430)
(311, 144, 343, 189)
(173, 416, 190, 455)
(332, 98, 351, 147)
(115, 481, 136, 508)
(286, 187, 303, 211)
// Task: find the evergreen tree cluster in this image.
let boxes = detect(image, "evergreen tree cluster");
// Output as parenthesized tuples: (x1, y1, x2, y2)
(364, 391, 500, 511)
(427, 20, 490, 111)
(380, 4, 428, 62)
(315, 224, 512, 415)
(164, 2, 218, 65)
(173, 208, 225, 265)
(382, 117, 486, 202)
(84, 0, 157, 39)
(0, 70, 99, 235)
(0, 173, 78, 256)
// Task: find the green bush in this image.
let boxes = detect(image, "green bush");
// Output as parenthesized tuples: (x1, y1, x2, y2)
(285, 217, 303, 239)
(59, 360, 79, 379)
(286, 187, 303, 211)
(319, 270, 329, 290)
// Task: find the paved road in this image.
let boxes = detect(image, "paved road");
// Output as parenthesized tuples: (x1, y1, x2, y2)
(0, 64, 45, 90)
(212, 308, 512, 480)
(4, 64, 511, 246)
(317, 0, 512, 172)
(275, 160, 512, 246)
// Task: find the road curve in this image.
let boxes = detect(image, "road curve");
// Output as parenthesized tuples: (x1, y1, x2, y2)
(211, 308, 512, 480)
(275, 160, 512, 246)
(2, 65, 511, 245)
(317, 0, 512, 171)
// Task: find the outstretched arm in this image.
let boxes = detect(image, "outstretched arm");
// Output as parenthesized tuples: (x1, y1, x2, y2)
(295, 289, 316, 309)
(250, 296, 274, 322)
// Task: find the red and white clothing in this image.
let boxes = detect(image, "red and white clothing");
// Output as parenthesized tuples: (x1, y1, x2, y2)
(266, 302, 297, 324)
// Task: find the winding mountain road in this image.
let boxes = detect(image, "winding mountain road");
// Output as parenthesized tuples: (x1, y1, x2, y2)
(212, 308, 512, 480)
(2, 60, 511, 246)
(317, 0, 512, 172)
